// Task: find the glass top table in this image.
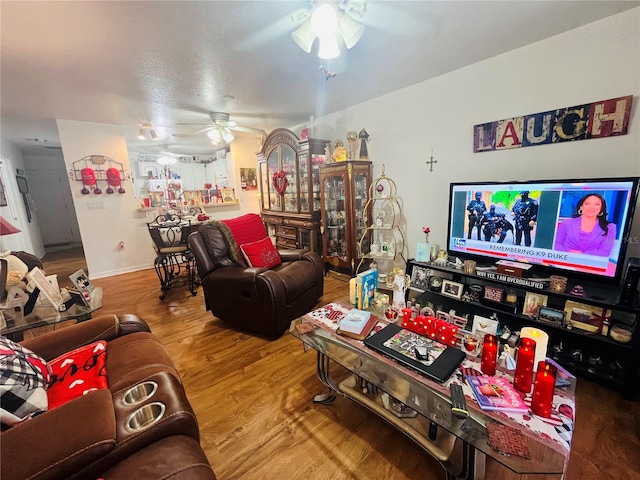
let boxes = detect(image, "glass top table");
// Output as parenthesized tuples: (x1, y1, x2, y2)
(1, 290, 100, 341)
(290, 300, 573, 480)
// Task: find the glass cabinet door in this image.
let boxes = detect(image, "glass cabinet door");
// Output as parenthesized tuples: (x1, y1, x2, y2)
(266, 150, 281, 210)
(259, 161, 269, 210)
(282, 145, 298, 212)
(323, 173, 347, 260)
(298, 151, 310, 213)
(353, 172, 370, 250)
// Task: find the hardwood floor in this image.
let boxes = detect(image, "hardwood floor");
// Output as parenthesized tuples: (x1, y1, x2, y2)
(39, 252, 640, 480)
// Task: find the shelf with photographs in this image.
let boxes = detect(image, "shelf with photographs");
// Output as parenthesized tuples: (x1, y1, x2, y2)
(356, 166, 406, 277)
(405, 259, 640, 400)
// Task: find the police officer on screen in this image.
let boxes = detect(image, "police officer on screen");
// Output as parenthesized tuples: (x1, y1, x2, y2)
(466, 191, 487, 240)
(511, 191, 538, 246)
(482, 205, 512, 243)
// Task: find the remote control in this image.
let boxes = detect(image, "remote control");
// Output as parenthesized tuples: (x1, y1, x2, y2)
(450, 384, 468, 419)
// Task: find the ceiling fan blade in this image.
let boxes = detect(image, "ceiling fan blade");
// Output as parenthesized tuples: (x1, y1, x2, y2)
(231, 125, 267, 135)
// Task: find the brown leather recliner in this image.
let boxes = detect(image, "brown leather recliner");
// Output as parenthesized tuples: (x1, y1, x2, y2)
(1, 314, 216, 480)
(188, 220, 324, 337)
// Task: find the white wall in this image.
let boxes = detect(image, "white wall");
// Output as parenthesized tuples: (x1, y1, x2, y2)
(0, 137, 45, 256)
(57, 119, 157, 278)
(310, 8, 640, 263)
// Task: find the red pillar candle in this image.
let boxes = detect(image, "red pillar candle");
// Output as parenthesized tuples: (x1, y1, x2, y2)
(513, 337, 536, 393)
(480, 334, 498, 375)
(531, 361, 557, 418)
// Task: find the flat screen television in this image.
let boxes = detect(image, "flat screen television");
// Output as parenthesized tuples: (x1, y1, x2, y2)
(447, 177, 640, 284)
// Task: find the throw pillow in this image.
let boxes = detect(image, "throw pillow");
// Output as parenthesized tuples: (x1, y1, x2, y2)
(221, 213, 268, 246)
(0, 336, 51, 427)
(47, 340, 108, 410)
(240, 237, 282, 268)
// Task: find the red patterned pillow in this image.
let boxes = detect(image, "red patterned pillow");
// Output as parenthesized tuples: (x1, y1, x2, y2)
(47, 341, 108, 410)
(240, 236, 281, 268)
(221, 214, 268, 246)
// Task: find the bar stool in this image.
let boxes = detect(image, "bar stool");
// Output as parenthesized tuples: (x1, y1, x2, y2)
(146, 214, 198, 300)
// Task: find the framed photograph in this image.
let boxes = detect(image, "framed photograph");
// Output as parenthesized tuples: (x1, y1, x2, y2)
(564, 300, 607, 334)
(0, 174, 7, 207)
(69, 269, 95, 293)
(441, 279, 464, 299)
(538, 306, 565, 327)
(472, 315, 498, 336)
(26, 266, 63, 309)
(183, 190, 203, 205)
(68, 289, 91, 307)
(221, 187, 236, 203)
(410, 265, 430, 291)
(483, 285, 505, 303)
(522, 292, 548, 318)
(149, 191, 164, 207)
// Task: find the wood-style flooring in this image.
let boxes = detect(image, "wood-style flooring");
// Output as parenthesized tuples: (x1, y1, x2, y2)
(40, 250, 640, 480)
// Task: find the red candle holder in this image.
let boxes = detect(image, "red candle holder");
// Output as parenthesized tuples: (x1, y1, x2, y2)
(480, 334, 498, 375)
(531, 361, 557, 418)
(513, 337, 536, 393)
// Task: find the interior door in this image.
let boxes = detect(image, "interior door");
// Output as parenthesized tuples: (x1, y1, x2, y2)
(28, 167, 81, 247)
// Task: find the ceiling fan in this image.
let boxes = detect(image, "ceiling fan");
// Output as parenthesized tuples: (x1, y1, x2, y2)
(174, 112, 266, 146)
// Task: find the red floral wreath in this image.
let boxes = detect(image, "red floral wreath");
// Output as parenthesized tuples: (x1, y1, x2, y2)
(272, 170, 288, 195)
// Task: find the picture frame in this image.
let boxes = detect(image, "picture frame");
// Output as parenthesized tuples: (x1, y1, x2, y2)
(221, 187, 236, 203)
(482, 285, 505, 303)
(183, 190, 203, 205)
(68, 289, 91, 307)
(149, 191, 165, 207)
(26, 266, 63, 309)
(410, 265, 430, 291)
(538, 306, 566, 327)
(563, 300, 607, 334)
(471, 314, 498, 336)
(522, 292, 548, 318)
(69, 269, 95, 293)
(441, 279, 464, 299)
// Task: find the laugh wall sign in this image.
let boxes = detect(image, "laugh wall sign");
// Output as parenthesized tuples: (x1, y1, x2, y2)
(473, 95, 632, 153)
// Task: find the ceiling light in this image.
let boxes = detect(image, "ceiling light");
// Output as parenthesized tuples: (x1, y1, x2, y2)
(207, 126, 235, 145)
(138, 127, 146, 140)
(149, 129, 158, 140)
(157, 155, 177, 165)
(291, 20, 315, 53)
(338, 14, 364, 49)
(291, 1, 366, 58)
(222, 128, 235, 143)
(207, 128, 221, 145)
(318, 36, 340, 59)
(311, 4, 338, 38)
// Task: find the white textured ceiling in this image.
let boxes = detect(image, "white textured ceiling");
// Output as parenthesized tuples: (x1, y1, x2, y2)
(1, 1, 638, 156)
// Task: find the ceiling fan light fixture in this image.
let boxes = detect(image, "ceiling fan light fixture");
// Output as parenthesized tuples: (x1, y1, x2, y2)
(291, 19, 315, 53)
(138, 127, 146, 140)
(157, 155, 177, 165)
(311, 3, 338, 38)
(149, 129, 158, 140)
(338, 14, 364, 48)
(207, 128, 222, 145)
(318, 36, 340, 59)
(222, 128, 235, 143)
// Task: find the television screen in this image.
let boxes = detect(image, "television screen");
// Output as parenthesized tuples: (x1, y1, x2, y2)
(447, 178, 639, 283)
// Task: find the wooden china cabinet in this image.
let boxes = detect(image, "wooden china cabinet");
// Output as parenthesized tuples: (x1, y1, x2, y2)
(257, 128, 328, 253)
(319, 160, 372, 274)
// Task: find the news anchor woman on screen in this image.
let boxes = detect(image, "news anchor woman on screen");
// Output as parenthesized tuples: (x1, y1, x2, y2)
(554, 193, 616, 257)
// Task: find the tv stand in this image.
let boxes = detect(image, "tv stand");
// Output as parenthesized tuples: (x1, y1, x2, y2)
(406, 258, 640, 400)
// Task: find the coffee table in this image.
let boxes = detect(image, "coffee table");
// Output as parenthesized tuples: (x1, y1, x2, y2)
(0, 288, 102, 341)
(290, 302, 573, 480)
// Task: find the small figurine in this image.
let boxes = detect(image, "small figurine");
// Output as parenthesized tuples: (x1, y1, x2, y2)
(332, 139, 348, 162)
(324, 141, 333, 162)
(358, 129, 370, 159)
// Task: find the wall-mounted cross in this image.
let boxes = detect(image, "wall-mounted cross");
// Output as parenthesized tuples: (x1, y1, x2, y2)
(426, 147, 437, 172)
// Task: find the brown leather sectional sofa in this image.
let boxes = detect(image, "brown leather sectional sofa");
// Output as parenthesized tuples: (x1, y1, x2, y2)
(1, 314, 216, 480)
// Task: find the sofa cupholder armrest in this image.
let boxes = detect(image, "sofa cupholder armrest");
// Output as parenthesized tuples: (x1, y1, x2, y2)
(0, 389, 116, 480)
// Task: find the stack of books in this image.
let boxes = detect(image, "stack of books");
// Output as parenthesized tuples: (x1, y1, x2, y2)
(355, 268, 378, 309)
(466, 376, 528, 413)
(337, 309, 378, 340)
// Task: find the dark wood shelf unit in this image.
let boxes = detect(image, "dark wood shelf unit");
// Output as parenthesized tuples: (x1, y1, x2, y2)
(406, 258, 640, 400)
